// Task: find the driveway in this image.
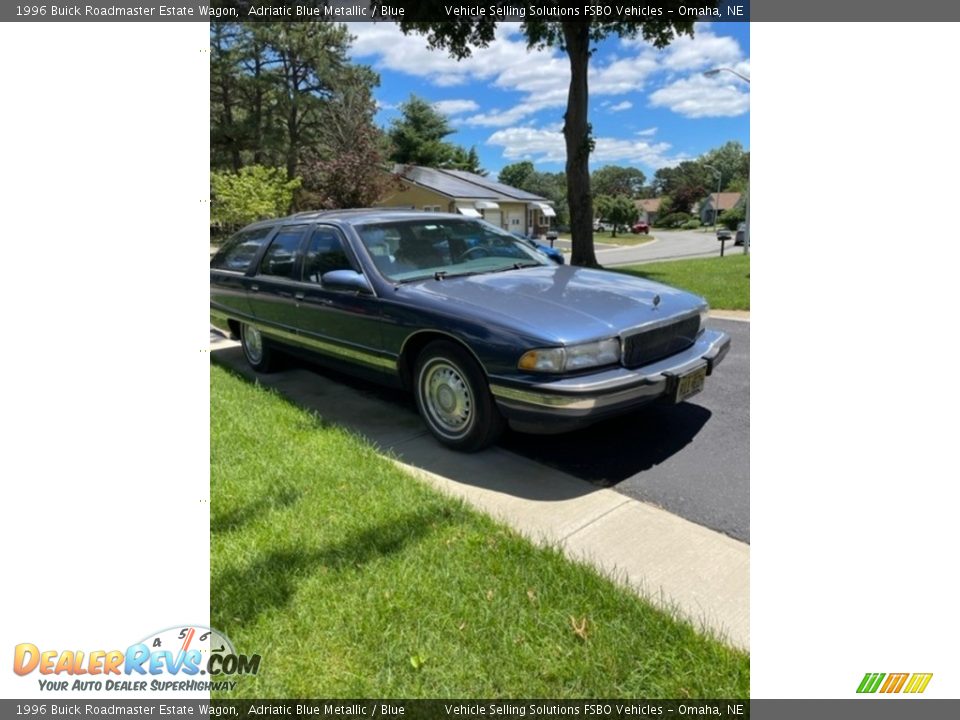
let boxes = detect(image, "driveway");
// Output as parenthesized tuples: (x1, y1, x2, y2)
(500, 317, 749, 543)
(211, 316, 749, 543)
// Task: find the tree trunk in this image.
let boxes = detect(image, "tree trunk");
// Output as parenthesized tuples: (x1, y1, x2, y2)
(562, 22, 598, 268)
(252, 50, 264, 166)
(286, 102, 298, 181)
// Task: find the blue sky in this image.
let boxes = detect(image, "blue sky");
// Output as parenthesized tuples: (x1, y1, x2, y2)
(346, 22, 749, 180)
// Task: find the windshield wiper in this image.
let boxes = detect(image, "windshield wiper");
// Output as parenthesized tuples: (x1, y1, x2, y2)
(487, 262, 541, 273)
(434, 270, 484, 280)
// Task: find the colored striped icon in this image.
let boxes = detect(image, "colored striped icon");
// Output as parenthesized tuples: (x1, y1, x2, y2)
(857, 672, 932, 694)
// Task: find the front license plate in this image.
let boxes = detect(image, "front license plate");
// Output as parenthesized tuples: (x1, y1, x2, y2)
(674, 366, 707, 403)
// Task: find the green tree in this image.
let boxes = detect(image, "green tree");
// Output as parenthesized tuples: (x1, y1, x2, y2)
(445, 145, 486, 175)
(396, 17, 699, 266)
(259, 23, 353, 179)
(592, 165, 646, 199)
(654, 161, 713, 214)
(210, 165, 302, 231)
(701, 141, 750, 191)
(498, 162, 569, 226)
(388, 95, 457, 167)
(498, 161, 536, 189)
(595, 195, 638, 237)
(210, 21, 245, 172)
(299, 67, 395, 209)
(209, 23, 364, 181)
(719, 203, 746, 231)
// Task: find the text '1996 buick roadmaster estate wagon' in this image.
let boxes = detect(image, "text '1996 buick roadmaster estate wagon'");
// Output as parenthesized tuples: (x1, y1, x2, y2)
(211, 210, 730, 451)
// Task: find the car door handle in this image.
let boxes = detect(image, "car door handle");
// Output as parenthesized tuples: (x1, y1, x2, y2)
(250, 284, 259, 293)
(294, 292, 305, 301)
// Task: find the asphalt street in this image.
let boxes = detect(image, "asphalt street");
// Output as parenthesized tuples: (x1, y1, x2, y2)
(500, 317, 750, 543)
(555, 228, 738, 266)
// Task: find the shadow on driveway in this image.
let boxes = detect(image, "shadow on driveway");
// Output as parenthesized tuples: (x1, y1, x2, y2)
(500, 403, 711, 486)
(212, 343, 710, 500)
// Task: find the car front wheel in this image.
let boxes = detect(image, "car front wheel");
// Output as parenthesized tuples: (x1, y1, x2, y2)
(240, 323, 275, 373)
(414, 341, 504, 452)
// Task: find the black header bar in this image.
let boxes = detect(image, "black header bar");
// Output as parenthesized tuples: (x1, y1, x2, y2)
(5, 0, 960, 22)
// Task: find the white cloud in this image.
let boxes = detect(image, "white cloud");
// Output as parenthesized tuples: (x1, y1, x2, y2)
(432, 99, 480, 116)
(609, 101, 633, 112)
(349, 21, 750, 133)
(486, 125, 687, 169)
(349, 24, 541, 90)
(636, 127, 658, 136)
(660, 30, 743, 73)
(590, 52, 659, 95)
(462, 105, 539, 128)
(649, 68, 750, 118)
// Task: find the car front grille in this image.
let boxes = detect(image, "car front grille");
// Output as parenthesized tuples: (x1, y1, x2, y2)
(621, 315, 700, 369)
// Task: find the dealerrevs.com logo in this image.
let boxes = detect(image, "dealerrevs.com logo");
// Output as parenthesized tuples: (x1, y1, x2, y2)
(13, 625, 260, 693)
(857, 672, 933, 694)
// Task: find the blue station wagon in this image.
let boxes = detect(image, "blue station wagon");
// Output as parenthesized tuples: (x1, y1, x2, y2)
(210, 210, 730, 451)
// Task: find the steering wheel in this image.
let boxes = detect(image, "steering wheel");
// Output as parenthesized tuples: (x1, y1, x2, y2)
(458, 246, 491, 262)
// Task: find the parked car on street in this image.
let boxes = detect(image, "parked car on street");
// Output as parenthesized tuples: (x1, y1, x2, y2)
(631, 221, 650, 234)
(211, 210, 730, 451)
(735, 222, 746, 246)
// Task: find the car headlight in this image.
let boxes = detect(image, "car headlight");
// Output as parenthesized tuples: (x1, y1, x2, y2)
(518, 338, 621, 373)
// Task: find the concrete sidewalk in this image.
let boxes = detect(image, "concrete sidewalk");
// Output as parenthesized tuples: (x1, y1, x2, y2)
(211, 332, 749, 650)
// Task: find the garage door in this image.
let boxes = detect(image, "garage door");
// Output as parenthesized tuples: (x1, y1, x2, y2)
(484, 210, 501, 228)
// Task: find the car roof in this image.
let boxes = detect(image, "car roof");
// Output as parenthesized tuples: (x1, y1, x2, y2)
(244, 208, 472, 231)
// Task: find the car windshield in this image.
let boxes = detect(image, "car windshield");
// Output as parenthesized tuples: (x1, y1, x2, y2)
(355, 217, 550, 282)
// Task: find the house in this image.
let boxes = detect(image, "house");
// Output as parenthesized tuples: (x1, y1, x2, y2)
(698, 192, 743, 225)
(377, 165, 556, 236)
(634, 197, 664, 226)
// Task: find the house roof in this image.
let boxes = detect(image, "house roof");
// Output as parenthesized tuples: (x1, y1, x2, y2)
(635, 198, 663, 212)
(392, 164, 548, 203)
(704, 192, 743, 211)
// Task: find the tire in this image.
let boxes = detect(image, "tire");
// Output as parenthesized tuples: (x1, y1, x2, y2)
(414, 340, 504, 452)
(240, 323, 276, 373)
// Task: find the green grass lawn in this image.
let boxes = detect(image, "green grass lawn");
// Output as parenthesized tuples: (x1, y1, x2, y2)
(211, 365, 749, 698)
(616, 255, 750, 311)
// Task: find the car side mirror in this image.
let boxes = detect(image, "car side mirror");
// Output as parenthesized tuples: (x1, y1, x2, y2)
(321, 269, 373, 294)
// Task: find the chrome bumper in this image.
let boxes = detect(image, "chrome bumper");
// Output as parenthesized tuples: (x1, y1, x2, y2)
(489, 330, 730, 425)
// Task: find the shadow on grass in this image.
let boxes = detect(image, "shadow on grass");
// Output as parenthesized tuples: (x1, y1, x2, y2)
(212, 346, 710, 497)
(211, 486, 303, 534)
(212, 507, 459, 627)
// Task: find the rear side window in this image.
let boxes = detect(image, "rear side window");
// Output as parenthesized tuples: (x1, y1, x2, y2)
(211, 225, 275, 271)
(259, 225, 309, 279)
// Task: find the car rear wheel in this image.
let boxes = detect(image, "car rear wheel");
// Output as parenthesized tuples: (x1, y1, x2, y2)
(414, 341, 504, 452)
(240, 323, 275, 373)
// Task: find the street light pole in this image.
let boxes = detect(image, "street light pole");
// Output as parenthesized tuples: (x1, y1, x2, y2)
(703, 67, 750, 254)
(703, 67, 751, 83)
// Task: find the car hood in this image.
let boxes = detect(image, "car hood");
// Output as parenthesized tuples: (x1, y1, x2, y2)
(398, 265, 705, 344)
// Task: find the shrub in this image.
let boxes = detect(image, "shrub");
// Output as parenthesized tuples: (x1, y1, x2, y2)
(719, 205, 746, 231)
(210, 165, 302, 232)
(682, 219, 702, 230)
